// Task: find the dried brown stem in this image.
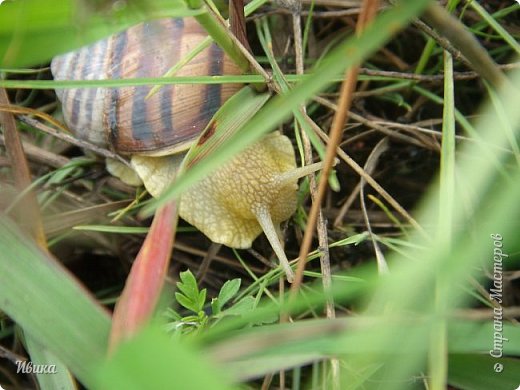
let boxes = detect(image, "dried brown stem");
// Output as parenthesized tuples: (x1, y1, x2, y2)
(229, 0, 252, 53)
(358, 63, 520, 82)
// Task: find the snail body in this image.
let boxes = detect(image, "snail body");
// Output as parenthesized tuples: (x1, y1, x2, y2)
(52, 17, 323, 281)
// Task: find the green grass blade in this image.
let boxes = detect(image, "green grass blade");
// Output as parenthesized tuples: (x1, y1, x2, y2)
(73, 225, 150, 234)
(185, 1, 249, 73)
(202, 317, 520, 380)
(0, 0, 198, 68)
(24, 333, 77, 390)
(0, 216, 111, 387)
(181, 86, 271, 170)
(468, 0, 520, 56)
(0, 74, 359, 89)
(429, 50, 456, 390)
(438, 53, 456, 239)
(487, 85, 520, 167)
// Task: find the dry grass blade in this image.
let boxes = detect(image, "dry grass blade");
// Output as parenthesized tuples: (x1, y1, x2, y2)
(0, 90, 46, 247)
(0, 103, 69, 132)
(359, 137, 389, 274)
(44, 201, 131, 236)
(290, 0, 380, 295)
(229, 0, 251, 53)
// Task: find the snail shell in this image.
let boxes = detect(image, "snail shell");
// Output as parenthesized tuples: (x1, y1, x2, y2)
(51, 17, 242, 156)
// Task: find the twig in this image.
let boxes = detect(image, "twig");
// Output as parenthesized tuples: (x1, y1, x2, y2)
(0, 134, 69, 169)
(358, 63, 520, 82)
(176, 242, 264, 272)
(290, 0, 340, 386)
(196, 242, 222, 282)
(313, 95, 439, 150)
(18, 116, 131, 168)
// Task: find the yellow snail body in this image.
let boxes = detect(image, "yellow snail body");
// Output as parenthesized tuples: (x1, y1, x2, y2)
(52, 17, 323, 281)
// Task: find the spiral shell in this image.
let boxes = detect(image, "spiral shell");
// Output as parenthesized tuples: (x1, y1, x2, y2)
(51, 18, 242, 155)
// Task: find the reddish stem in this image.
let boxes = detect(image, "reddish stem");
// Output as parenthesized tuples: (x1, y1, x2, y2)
(109, 201, 178, 351)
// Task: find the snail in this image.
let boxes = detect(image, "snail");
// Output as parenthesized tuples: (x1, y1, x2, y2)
(51, 17, 324, 282)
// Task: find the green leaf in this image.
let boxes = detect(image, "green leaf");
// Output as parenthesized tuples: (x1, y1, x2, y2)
(94, 325, 235, 390)
(0, 0, 199, 68)
(448, 353, 520, 390)
(181, 86, 271, 170)
(221, 296, 255, 317)
(217, 279, 241, 311)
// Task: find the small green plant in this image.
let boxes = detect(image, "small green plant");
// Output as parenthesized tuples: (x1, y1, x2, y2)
(165, 270, 264, 335)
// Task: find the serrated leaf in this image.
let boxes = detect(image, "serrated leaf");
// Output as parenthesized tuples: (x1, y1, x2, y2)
(176, 270, 199, 300)
(217, 279, 241, 311)
(174, 292, 199, 314)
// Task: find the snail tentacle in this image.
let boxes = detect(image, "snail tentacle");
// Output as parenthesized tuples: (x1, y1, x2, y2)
(253, 205, 295, 283)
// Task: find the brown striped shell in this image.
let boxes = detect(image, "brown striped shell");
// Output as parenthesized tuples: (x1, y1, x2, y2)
(51, 18, 242, 156)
